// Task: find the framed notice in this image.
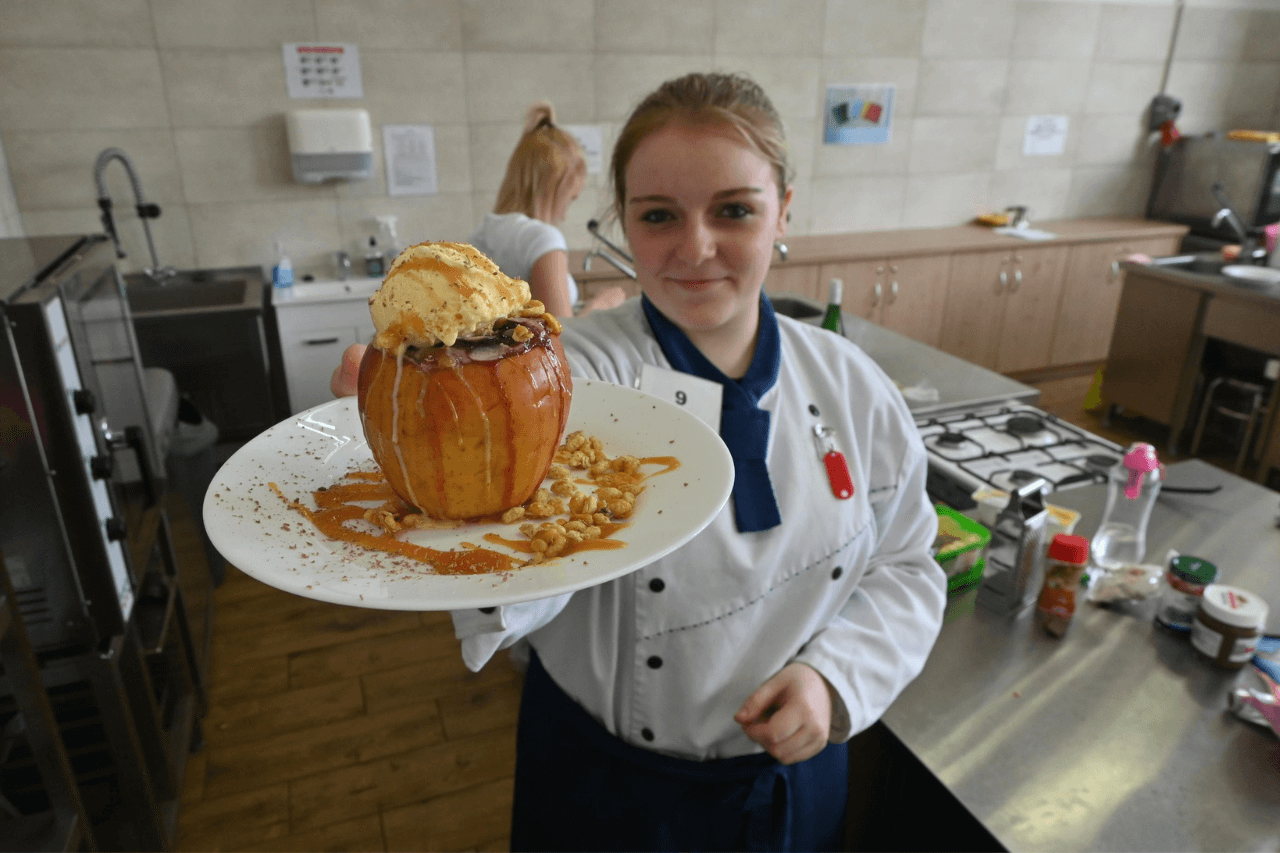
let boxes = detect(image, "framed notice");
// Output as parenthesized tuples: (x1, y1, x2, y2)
(824, 84, 894, 145)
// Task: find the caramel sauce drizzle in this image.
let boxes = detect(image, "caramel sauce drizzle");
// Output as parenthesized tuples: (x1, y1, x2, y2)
(269, 453, 682, 576)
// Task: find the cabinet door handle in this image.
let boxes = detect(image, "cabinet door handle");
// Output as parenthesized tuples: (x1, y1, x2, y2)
(304, 336, 342, 345)
(1011, 268, 1022, 291)
(1110, 260, 1121, 278)
(997, 270, 1007, 292)
(889, 280, 898, 303)
(873, 281, 882, 305)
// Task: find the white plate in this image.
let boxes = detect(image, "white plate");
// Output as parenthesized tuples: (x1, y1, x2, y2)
(203, 379, 733, 610)
(1221, 264, 1280, 287)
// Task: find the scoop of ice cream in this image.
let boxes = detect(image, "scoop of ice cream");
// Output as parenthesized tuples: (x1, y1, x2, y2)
(369, 242, 531, 349)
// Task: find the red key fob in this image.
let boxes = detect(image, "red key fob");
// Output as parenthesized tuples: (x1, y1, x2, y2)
(824, 450, 854, 500)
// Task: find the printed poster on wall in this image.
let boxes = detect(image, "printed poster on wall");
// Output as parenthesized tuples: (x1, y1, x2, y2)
(824, 84, 894, 145)
(383, 125, 439, 196)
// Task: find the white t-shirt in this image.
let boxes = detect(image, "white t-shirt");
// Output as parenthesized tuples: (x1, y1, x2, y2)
(451, 299, 947, 760)
(467, 212, 579, 307)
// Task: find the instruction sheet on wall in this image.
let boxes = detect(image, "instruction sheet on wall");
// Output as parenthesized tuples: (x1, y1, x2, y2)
(383, 125, 438, 196)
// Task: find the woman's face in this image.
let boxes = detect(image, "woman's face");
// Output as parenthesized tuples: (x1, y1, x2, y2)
(622, 121, 791, 341)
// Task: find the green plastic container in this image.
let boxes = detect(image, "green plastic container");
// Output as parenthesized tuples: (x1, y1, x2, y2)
(933, 505, 992, 592)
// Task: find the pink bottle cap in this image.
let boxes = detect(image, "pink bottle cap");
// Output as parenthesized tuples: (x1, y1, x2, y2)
(1122, 443, 1161, 499)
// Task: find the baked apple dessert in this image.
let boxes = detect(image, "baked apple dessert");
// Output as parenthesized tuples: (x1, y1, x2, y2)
(357, 242, 573, 520)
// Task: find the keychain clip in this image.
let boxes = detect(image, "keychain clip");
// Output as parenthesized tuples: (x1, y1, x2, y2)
(813, 425, 854, 500)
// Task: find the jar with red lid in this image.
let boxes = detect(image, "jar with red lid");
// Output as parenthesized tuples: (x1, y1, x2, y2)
(1036, 533, 1091, 637)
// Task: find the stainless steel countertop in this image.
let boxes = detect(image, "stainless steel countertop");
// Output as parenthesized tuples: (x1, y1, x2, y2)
(830, 309, 1040, 416)
(884, 459, 1280, 852)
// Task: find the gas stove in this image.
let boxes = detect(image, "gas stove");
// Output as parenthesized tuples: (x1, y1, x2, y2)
(916, 401, 1124, 507)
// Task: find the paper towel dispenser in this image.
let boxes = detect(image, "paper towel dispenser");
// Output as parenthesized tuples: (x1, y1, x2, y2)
(285, 108, 373, 183)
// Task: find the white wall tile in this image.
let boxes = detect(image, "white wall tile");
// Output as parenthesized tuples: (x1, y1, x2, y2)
(0, 136, 21, 238)
(152, 0, 316, 48)
(808, 174, 906, 233)
(909, 117, 1000, 173)
(713, 56, 823, 121)
(357, 50, 469, 124)
(1173, 7, 1251, 62)
(1012, 1, 1100, 60)
(161, 49, 292, 129)
(1004, 61, 1092, 116)
(921, 0, 1018, 59)
(461, 0, 594, 52)
(189, 198, 340, 271)
(824, 0, 927, 59)
(1163, 60, 1238, 130)
(0, 48, 169, 131)
(1095, 3, 1178, 62)
(594, 55, 716, 123)
(596, 0, 715, 54)
(1065, 163, 1151, 218)
(316, 0, 463, 50)
(464, 52, 595, 125)
(6, 130, 182, 209)
(814, 115, 915, 178)
(0, 0, 154, 47)
(337, 193, 477, 256)
(1083, 61, 1165, 115)
(902, 171, 991, 228)
(174, 126, 315, 204)
(1073, 113, 1152, 166)
(916, 60, 1009, 116)
(1243, 10, 1280, 62)
(987, 168, 1073, 222)
(713, 0, 825, 57)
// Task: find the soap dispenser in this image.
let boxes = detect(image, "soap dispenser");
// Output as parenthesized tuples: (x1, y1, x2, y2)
(376, 214, 402, 265)
(364, 236, 385, 277)
(272, 241, 293, 289)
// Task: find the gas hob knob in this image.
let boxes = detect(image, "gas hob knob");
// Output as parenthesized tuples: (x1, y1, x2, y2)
(104, 517, 128, 542)
(90, 454, 114, 480)
(72, 388, 97, 415)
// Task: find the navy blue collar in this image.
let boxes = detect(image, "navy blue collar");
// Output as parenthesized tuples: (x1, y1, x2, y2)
(641, 294, 782, 532)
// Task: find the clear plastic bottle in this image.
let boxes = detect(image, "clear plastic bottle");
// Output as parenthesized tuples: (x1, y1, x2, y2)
(1091, 442, 1164, 571)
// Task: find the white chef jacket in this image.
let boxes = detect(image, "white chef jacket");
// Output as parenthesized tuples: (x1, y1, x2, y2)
(451, 298, 946, 761)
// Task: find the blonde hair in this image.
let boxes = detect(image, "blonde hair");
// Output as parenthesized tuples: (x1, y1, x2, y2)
(493, 102, 586, 221)
(610, 72, 792, 222)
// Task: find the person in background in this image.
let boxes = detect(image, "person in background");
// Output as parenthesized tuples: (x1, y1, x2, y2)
(331, 72, 945, 852)
(468, 101, 626, 318)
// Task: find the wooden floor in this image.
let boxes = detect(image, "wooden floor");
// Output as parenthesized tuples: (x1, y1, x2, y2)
(169, 370, 1229, 852)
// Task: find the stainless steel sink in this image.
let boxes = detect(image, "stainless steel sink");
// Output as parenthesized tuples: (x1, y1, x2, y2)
(125, 267, 264, 316)
(1146, 254, 1229, 276)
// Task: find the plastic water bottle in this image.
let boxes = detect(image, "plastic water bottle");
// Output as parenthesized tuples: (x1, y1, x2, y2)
(1091, 442, 1164, 570)
(272, 241, 293, 289)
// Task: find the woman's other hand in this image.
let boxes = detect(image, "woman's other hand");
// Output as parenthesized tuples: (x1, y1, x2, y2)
(578, 285, 627, 316)
(734, 662, 833, 765)
(330, 343, 367, 398)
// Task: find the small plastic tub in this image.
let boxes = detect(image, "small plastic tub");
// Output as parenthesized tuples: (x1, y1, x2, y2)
(933, 505, 991, 592)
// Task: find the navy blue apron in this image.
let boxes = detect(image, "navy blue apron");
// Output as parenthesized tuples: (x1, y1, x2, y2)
(510, 650, 848, 852)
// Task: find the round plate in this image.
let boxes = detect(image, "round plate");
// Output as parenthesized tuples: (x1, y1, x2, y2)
(203, 379, 733, 610)
(1221, 265, 1280, 287)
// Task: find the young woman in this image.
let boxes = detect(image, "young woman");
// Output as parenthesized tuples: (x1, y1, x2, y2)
(468, 102, 626, 318)
(332, 73, 945, 853)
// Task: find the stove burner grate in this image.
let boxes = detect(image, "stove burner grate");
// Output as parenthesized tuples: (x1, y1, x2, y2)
(1005, 414, 1048, 436)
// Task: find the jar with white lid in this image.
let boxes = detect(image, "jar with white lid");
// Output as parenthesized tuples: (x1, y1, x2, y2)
(1190, 584, 1269, 669)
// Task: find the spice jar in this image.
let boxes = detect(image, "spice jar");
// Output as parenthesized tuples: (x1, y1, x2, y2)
(1036, 533, 1090, 637)
(1155, 555, 1218, 631)
(1190, 584, 1269, 669)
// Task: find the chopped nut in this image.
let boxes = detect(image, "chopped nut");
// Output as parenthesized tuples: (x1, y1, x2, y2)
(502, 506, 525, 524)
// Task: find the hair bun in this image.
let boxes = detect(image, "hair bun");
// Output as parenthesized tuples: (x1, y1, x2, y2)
(523, 101, 556, 134)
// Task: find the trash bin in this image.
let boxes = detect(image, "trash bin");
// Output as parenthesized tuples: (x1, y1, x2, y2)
(167, 395, 224, 586)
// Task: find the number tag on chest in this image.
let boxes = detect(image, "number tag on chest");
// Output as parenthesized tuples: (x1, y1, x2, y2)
(638, 363, 723, 429)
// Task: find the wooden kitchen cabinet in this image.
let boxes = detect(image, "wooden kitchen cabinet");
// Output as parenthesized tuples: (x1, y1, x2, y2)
(939, 246, 1069, 372)
(1050, 236, 1182, 366)
(818, 255, 950, 348)
(764, 263, 821, 300)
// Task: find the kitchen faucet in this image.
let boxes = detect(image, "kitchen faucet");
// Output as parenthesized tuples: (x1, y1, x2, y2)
(585, 219, 637, 279)
(93, 147, 175, 282)
(1209, 179, 1263, 263)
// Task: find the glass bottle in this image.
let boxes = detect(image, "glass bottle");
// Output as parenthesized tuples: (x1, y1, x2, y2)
(822, 278, 845, 335)
(1091, 442, 1164, 571)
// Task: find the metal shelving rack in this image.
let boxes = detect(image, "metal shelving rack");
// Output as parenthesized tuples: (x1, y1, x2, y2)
(0, 562, 96, 852)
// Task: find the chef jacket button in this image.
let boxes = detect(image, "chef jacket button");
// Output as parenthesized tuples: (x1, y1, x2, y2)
(641, 728, 655, 741)
(479, 607, 496, 614)
(647, 655, 663, 669)
(649, 578, 665, 592)
(808, 404, 820, 416)
(831, 566, 843, 580)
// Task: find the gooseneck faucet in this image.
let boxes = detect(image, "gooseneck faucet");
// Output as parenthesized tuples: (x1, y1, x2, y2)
(94, 147, 174, 280)
(585, 219, 637, 279)
(1209, 179, 1261, 262)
